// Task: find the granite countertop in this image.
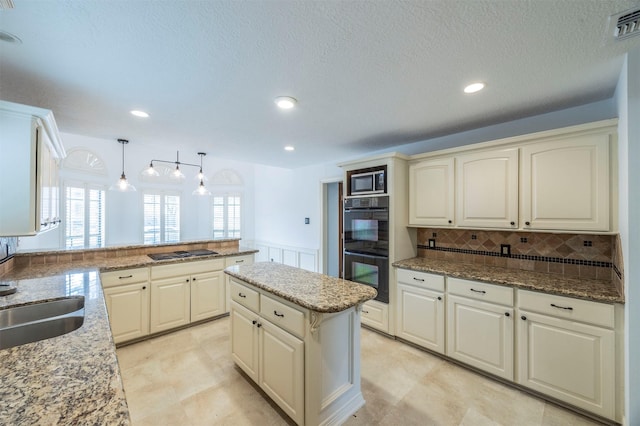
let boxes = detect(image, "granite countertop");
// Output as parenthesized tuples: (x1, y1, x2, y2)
(393, 257, 623, 304)
(224, 262, 377, 313)
(0, 248, 255, 425)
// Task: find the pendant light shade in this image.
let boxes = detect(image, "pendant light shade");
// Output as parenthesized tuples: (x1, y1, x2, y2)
(109, 139, 136, 192)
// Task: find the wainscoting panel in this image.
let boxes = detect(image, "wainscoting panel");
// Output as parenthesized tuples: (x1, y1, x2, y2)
(249, 241, 319, 272)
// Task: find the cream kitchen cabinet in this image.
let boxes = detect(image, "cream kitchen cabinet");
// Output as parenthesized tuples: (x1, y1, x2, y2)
(455, 148, 519, 229)
(396, 268, 445, 354)
(446, 277, 514, 380)
(224, 253, 255, 312)
(0, 100, 65, 236)
(360, 299, 389, 334)
(517, 290, 616, 420)
(409, 158, 455, 226)
(230, 281, 305, 425)
(520, 132, 611, 231)
(100, 268, 150, 344)
(150, 259, 225, 333)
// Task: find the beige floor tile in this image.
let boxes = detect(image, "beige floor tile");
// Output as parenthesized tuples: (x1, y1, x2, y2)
(118, 317, 606, 426)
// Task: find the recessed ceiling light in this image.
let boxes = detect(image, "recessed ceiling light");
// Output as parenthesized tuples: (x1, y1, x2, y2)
(130, 110, 149, 118)
(464, 82, 486, 94)
(274, 96, 297, 109)
(284, 146, 295, 151)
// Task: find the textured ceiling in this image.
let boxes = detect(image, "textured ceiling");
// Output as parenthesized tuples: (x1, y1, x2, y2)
(1, 0, 639, 168)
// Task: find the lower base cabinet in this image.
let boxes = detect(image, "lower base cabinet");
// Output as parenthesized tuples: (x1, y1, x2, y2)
(396, 269, 445, 354)
(230, 278, 365, 426)
(447, 278, 514, 381)
(517, 290, 616, 420)
(232, 302, 304, 423)
(360, 299, 389, 334)
(100, 267, 150, 344)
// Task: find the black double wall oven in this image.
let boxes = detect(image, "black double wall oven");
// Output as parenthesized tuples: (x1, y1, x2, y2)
(343, 195, 389, 303)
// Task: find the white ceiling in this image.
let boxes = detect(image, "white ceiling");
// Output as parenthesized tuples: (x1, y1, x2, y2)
(1, 0, 639, 168)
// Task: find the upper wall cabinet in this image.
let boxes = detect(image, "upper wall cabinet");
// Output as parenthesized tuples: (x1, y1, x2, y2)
(455, 148, 519, 229)
(407, 120, 616, 233)
(520, 134, 610, 231)
(0, 100, 65, 236)
(409, 158, 454, 226)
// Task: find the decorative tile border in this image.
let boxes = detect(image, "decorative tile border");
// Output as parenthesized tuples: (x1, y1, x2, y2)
(417, 245, 612, 268)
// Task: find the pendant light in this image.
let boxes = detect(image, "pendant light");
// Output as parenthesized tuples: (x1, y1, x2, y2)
(109, 139, 136, 192)
(146, 151, 211, 196)
(192, 152, 211, 196)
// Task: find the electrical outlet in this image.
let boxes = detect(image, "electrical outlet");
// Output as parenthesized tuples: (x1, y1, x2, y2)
(428, 239, 436, 248)
(500, 244, 511, 257)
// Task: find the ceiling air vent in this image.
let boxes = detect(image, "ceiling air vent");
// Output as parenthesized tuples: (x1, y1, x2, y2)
(612, 8, 640, 40)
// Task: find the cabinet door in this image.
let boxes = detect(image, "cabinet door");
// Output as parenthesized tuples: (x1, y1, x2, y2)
(397, 283, 445, 353)
(517, 310, 615, 419)
(447, 294, 514, 380)
(409, 158, 454, 226)
(520, 134, 610, 231)
(38, 135, 52, 231)
(230, 301, 259, 382)
(190, 270, 225, 322)
(455, 148, 518, 228)
(259, 318, 304, 425)
(150, 276, 191, 333)
(360, 299, 389, 334)
(103, 282, 149, 344)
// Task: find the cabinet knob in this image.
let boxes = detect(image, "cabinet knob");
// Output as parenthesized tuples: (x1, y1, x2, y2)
(525, 221, 531, 226)
(510, 221, 515, 226)
(252, 320, 257, 325)
(504, 312, 510, 317)
(437, 296, 442, 301)
(186, 279, 190, 282)
(256, 322, 262, 328)
(142, 286, 146, 290)
(521, 315, 527, 320)
(448, 220, 452, 224)
(192, 277, 196, 281)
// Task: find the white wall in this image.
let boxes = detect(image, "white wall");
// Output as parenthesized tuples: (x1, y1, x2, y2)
(617, 47, 640, 426)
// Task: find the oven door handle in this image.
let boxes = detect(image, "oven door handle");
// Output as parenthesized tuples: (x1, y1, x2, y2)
(344, 208, 388, 212)
(344, 251, 389, 260)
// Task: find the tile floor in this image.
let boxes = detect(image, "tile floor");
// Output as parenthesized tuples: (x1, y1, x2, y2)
(117, 318, 604, 425)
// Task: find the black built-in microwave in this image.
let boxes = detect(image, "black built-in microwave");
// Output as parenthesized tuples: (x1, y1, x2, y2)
(347, 166, 386, 196)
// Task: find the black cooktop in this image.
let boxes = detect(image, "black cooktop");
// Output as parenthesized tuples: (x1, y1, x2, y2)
(147, 249, 218, 261)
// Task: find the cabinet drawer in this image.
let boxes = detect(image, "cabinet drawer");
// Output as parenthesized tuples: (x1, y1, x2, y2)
(225, 254, 254, 267)
(518, 290, 614, 328)
(230, 279, 260, 312)
(151, 258, 224, 279)
(101, 267, 149, 288)
(397, 268, 445, 292)
(260, 295, 305, 338)
(447, 277, 513, 306)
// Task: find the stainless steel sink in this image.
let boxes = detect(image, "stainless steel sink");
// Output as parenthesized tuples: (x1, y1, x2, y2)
(0, 297, 85, 350)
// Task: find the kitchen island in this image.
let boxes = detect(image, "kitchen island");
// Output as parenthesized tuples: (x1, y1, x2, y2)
(224, 262, 377, 426)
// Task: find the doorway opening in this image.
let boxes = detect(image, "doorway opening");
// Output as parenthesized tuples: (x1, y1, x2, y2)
(322, 180, 343, 277)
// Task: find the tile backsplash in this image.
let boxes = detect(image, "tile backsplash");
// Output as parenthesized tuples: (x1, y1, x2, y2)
(416, 228, 615, 281)
(0, 236, 17, 276)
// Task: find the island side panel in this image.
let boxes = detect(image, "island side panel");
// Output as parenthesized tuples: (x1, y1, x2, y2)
(305, 306, 365, 426)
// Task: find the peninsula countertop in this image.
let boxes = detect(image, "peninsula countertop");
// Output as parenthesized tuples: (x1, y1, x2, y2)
(0, 247, 256, 425)
(393, 257, 623, 304)
(224, 262, 377, 313)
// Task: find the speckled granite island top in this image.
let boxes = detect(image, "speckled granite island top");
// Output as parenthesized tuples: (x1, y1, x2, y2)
(224, 262, 377, 313)
(393, 257, 623, 304)
(0, 248, 256, 425)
